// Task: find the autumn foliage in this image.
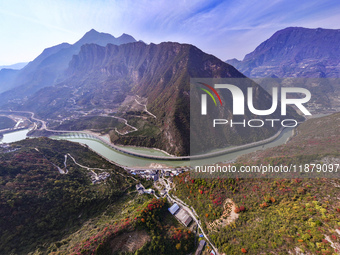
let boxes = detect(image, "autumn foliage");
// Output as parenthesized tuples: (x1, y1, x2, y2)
(235, 205, 246, 213)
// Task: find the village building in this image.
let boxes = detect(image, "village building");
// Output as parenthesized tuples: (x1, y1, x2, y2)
(136, 183, 145, 194)
(168, 203, 180, 215)
(168, 203, 193, 227)
(195, 240, 206, 255)
(175, 208, 193, 227)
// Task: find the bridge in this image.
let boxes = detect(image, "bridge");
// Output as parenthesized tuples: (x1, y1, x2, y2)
(53, 126, 289, 161)
(0, 110, 293, 161)
(55, 131, 182, 160)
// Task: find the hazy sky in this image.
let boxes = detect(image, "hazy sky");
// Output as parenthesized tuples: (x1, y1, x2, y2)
(0, 0, 339, 65)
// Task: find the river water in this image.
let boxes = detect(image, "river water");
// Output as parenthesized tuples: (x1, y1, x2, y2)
(0, 129, 30, 144)
(0, 127, 294, 168)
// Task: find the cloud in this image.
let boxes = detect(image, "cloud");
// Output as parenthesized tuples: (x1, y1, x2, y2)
(0, 0, 339, 64)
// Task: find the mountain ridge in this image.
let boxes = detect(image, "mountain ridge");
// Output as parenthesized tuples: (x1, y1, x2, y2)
(0, 29, 137, 104)
(0, 69, 20, 94)
(226, 27, 340, 78)
(0, 62, 28, 71)
(19, 41, 298, 155)
(226, 26, 340, 112)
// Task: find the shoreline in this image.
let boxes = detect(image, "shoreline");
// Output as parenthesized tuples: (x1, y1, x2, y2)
(50, 126, 293, 161)
(0, 110, 297, 161)
(82, 130, 175, 157)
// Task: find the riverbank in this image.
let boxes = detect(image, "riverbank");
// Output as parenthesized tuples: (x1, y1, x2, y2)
(0, 126, 294, 168)
(57, 126, 291, 160)
(83, 130, 174, 157)
(0, 110, 295, 161)
(50, 126, 294, 164)
(0, 110, 296, 168)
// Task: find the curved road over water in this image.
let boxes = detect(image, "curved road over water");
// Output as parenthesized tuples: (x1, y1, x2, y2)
(54, 126, 290, 161)
(0, 110, 294, 161)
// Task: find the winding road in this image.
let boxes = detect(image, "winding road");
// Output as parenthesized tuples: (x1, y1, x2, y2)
(134, 98, 157, 119)
(155, 176, 219, 254)
(0, 110, 294, 162)
(0, 110, 47, 130)
(167, 190, 219, 254)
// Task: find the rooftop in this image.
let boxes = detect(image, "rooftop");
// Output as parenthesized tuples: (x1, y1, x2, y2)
(168, 203, 180, 215)
(175, 208, 193, 227)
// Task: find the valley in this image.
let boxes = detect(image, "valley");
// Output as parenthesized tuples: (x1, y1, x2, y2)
(0, 32, 299, 155)
(0, 110, 339, 255)
(0, 109, 296, 168)
(0, 22, 339, 255)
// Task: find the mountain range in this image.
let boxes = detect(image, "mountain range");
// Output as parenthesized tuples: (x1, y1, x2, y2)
(0, 29, 137, 103)
(0, 28, 321, 155)
(19, 41, 292, 155)
(226, 27, 340, 112)
(0, 68, 20, 94)
(0, 62, 27, 71)
(1, 26, 340, 255)
(227, 27, 340, 78)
